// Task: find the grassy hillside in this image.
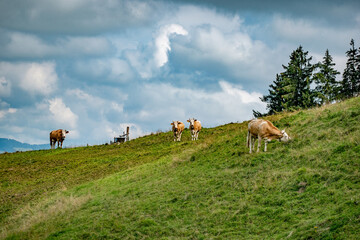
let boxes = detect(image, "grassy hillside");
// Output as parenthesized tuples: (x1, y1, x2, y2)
(1, 97, 359, 239)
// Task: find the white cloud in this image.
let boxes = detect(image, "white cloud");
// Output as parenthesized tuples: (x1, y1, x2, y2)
(48, 98, 78, 129)
(125, 23, 188, 78)
(0, 61, 58, 96)
(171, 25, 276, 87)
(0, 107, 17, 119)
(154, 24, 188, 67)
(21, 62, 58, 95)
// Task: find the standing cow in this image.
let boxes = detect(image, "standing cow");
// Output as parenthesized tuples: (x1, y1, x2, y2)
(247, 119, 290, 153)
(187, 118, 201, 141)
(50, 129, 69, 149)
(171, 121, 185, 141)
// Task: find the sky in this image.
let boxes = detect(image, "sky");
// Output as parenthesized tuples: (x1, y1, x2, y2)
(0, 0, 359, 146)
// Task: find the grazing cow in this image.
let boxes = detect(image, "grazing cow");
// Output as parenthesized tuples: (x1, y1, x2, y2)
(171, 121, 185, 141)
(247, 119, 290, 153)
(50, 129, 69, 149)
(187, 118, 202, 140)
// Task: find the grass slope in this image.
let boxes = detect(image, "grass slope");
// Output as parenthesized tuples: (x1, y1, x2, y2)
(1, 97, 360, 239)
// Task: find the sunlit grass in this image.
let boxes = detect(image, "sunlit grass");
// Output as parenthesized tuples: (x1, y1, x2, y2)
(1, 97, 359, 239)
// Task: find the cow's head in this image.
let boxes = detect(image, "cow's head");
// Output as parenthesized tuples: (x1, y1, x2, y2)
(187, 118, 195, 130)
(62, 129, 69, 139)
(171, 121, 179, 132)
(280, 130, 290, 142)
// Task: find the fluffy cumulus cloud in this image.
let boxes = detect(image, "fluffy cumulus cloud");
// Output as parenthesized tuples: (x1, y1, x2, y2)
(0, 61, 58, 96)
(154, 24, 188, 67)
(48, 98, 78, 129)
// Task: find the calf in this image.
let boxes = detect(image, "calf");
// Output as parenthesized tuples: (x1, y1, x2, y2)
(187, 118, 201, 140)
(50, 129, 69, 149)
(171, 121, 185, 141)
(247, 119, 290, 153)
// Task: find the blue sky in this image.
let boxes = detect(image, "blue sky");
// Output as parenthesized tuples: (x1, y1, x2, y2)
(0, 0, 359, 146)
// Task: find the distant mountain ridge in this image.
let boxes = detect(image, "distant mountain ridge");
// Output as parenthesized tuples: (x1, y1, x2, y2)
(0, 138, 49, 153)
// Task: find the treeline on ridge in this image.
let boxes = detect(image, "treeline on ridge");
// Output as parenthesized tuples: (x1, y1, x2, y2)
(254, 38, 360, 117)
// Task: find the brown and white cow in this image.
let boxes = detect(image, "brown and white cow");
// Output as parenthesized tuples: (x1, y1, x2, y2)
(50, 129, 69, 149)
(247, 119, 290, 153)
(171, 121, 185, 141)
(187, 118, 201, 141)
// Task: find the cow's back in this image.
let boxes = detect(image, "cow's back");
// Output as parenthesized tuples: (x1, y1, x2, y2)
(178, 122, 185, 131)
(50, 129, 62, 139)
(194, 121, 201, 131)
(248, 119, 265, 135)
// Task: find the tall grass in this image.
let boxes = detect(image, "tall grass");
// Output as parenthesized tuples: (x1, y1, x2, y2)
(1, 97, 359, 239)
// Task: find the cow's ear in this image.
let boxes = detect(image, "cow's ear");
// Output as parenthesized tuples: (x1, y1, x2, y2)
(171, 122, 174, 125)
(66, 130, 69, 134)
(195, 119, 197, 121)
(187, 120, 190, 122)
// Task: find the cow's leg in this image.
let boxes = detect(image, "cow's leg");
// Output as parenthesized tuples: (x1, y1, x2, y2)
(252, 137, 256, 153)
(60, 140, 63, 148)
(264, 140, 268, 152)
(249, 135, 252, 153)
(257, 136, 261, 152)
(174, 133, 177, 142)
(179, 131, 182, 141)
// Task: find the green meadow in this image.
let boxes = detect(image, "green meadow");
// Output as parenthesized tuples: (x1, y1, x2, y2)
(1, 97, 359, 239)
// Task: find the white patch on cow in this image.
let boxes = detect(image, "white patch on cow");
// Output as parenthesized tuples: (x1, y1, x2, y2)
(280, 130, 290, 142)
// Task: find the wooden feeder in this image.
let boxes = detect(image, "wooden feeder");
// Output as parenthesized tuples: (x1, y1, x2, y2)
(114, 126, 130, 144)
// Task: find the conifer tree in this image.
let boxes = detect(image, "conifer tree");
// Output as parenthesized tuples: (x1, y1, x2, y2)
(260, 74, 285, 115)
(341, 39, 359, 98)
(281, 46, 316, 109)
(314, 49, 340, 104)
(260, 46, 317, 114)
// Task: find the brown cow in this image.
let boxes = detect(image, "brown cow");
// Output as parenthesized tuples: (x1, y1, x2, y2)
(247, 119, 290, 153)
(50, 129, 69, 149)
(171, 121, 185, 141)
(187, 118, 201, 140)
